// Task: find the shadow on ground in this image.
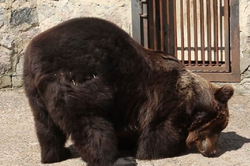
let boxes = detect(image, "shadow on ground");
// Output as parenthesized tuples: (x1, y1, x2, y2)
(217, 131, 250, 156)
(64, 131, 250, 162)
(175, 131, 250, 158)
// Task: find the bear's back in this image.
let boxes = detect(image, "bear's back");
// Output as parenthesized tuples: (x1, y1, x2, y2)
(24, 17, 142, 85)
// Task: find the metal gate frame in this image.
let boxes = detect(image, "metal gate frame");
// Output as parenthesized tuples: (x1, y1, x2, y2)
(132, 0, 240, 82)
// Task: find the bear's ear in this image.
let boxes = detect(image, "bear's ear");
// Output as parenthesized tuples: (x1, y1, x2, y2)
(214, 85, 234, 103)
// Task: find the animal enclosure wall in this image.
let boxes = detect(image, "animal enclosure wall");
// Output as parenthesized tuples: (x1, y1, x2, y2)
(132, 0, 240, 82)
(0, 0, 132, 88)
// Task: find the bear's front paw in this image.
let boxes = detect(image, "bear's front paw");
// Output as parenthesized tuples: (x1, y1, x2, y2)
(113, 157, 137, 166)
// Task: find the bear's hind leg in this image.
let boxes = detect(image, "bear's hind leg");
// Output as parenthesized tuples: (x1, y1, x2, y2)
(70, 117, 137, 166)
(28, 94, 71, 163)
(71, 117, 118, 166)
(45, 78, 137, 166)
(35, 115, 71, 163)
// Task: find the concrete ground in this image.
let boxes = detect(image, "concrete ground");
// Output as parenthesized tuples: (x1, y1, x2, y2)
(0, 89, 250, 166)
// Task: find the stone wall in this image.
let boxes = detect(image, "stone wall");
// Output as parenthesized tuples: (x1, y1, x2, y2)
(0, 0, 250, 94)
(238, 0, 250, 94)
(0, 0, 131, 88)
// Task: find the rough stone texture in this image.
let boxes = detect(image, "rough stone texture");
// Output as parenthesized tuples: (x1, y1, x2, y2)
(10, 7, 38, 26)
(0, 0, 131, 89)
(12, 53, 24, 87)
(240, 0, 250, 64)
(0, 75, 11, 88)
(0, 48, 11, 75)
(1, 89, 250, 165)
(0, 7, 3, 27)
(0, 0, 249, 94)
(1, 33, 15, 48)
(36, 0, 131, 32)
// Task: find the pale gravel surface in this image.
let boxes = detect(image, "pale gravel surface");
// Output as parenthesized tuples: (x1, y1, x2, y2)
(1, 89, 250, 166)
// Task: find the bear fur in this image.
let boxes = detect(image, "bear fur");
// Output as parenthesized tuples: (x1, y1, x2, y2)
(23, 17, 234, 166)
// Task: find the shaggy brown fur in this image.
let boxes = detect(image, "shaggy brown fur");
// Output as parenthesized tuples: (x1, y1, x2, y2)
(23, 17, 234, 166)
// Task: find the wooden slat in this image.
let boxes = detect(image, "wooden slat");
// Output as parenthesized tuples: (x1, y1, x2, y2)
(196, 73, 240, 82)
(152, 0, 157, 49)
(186, 65, 227, 71)
(230, 0, 240, 81)
(142, 2, 148, 48)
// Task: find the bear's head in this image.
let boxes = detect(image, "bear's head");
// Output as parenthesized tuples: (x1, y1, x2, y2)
(186, 84, 234, 157)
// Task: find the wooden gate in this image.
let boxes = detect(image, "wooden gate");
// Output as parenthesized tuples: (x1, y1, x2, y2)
(132, 0, 240, 82)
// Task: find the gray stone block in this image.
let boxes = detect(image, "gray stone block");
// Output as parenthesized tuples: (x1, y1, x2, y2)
(0, 76, 11, 88)
(0, 49, 11, 75)
(10, 7, 38, 26)
(1, 34, 15, 49)
(0, 7, 3, 27)
(12, 76, 23, 88)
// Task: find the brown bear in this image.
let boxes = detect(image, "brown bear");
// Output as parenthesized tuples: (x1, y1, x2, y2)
(23, 17, 234, 166)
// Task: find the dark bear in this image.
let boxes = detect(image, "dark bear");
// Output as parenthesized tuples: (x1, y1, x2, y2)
(23, 17, 234, 166)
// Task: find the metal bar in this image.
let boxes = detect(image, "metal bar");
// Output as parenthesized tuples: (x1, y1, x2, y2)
(187, 0, 191, 66)
(207, 0, 212, 66)
(200, 0, 205, 66)
(193, 0, 198, 66)
(147, 0, 152, 49)
(176, 46, 225, 51)
(152, 0, 157, 49)
(173, 0, 177, 57)
(219, 0, 223, 61)
(224, 0, 230, 71)
(166, 0, 170, 53)
(214, 0, 219, 66)
(132, 0, 240, 82)
(159, 0, 164, 51)
(180, 0, 185, 64)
